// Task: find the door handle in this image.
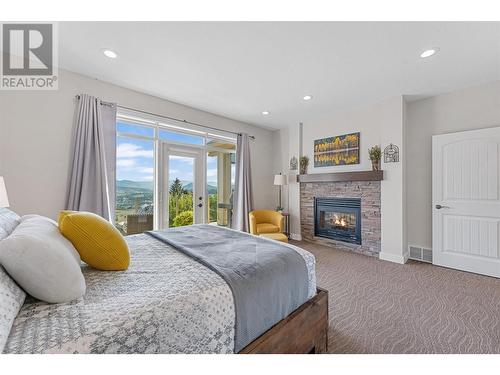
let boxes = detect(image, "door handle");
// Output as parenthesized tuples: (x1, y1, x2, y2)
(435, 204, 451, 209)
(198, 203, 203, 208)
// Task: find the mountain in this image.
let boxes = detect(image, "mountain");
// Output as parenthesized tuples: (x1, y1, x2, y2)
(183, 182, 217, 195)
(117, 179, 217, 194)
(116, 180, 153, 211)
(117, 180, 153, 190)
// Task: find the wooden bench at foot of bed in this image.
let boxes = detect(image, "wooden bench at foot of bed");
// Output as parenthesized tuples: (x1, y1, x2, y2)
(239, 288, 329, 354)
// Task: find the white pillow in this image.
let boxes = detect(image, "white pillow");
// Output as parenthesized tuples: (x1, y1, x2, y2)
(0, 208, 21, 241)
(0, 216, 86, 303)
(20, 214, 57, 225)
(0, 265, 26, 353)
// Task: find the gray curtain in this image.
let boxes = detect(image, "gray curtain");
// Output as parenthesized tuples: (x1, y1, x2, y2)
(66, 94, 117, 221)
(232, 133, 254, 232)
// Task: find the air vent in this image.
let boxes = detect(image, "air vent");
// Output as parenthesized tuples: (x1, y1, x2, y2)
(408, 245, 432, 263)
(422, 248, 433, 263)
(409, 246, 421, 259)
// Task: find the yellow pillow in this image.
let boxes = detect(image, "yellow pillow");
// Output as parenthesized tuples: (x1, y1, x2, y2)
(58, 211, 130, 271)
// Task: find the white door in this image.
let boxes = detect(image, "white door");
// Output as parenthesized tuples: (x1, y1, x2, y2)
(160, 143, 206, 228)
(432, 127, 500, 278)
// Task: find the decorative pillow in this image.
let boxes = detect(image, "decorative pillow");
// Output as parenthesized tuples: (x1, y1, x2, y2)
(0, 265, 25, 353)
(59, 211, 130, 271)
(0, 216, 86, 303)
(0, 208, 21, 241)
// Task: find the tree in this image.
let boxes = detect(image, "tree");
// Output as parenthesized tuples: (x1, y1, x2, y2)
(169, 178, 186, 217)
(209, 194, 217, 223)
(168, 191, 193, 227)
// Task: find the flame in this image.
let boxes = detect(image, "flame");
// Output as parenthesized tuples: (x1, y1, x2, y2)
(333, 215, 347, 227)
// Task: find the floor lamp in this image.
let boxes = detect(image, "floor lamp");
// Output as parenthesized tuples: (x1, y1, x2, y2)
(273, 173, 288, 212)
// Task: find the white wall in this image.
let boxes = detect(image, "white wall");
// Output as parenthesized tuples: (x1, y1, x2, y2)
(0, 69, 275, 219)
(271, 126, 289, 210)
(273, 96, 407, 262)
(406, 81, 500, 249)
(272, 124, 303, 238)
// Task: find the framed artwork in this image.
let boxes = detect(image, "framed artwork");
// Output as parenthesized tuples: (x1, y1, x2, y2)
(314, 132, 360, 167)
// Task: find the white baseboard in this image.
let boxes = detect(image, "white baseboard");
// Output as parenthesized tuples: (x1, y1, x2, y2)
(289, 233, 302, 241)
(379, 251, 409, 264)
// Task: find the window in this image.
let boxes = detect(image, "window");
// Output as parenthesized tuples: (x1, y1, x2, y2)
(115, 132, 155, 235)
(159, 129, 204, 145)
(114, 113, 236, 234)
(117, 121, 155, 138)
(168, 154, 195, 227)
(206, 138, 236, 226)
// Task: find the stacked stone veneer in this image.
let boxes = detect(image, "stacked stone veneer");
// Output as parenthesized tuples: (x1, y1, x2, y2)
(300, 181, 381, 257)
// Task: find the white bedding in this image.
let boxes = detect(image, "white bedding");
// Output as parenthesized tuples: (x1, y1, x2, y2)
(4, 233, 316, 354)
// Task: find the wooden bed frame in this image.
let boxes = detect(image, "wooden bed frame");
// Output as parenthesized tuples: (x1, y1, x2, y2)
(239, 288, 329, 354)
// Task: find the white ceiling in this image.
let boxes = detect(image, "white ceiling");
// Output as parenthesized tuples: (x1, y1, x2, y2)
(59, 22, 500, 130)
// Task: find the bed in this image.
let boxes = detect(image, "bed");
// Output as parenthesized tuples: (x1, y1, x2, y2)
(1, 215, 328, 354)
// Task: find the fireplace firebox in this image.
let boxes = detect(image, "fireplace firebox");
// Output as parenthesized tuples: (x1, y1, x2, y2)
(314, 197, 361, 244)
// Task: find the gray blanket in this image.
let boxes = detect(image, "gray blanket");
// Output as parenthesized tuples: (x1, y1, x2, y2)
(147, 225, 309, 352)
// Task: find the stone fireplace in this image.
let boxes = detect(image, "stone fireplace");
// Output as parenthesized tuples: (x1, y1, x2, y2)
(300, 175, 381, 257)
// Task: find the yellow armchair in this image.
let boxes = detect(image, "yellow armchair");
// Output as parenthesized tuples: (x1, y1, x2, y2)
(249, 210, 284, 235)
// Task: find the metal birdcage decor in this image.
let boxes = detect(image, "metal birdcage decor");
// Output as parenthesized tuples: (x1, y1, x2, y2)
(384, 143, 399, 163)
(289, 156, 298, 170)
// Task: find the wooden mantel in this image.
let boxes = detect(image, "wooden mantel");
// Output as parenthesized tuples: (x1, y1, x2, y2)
(297, 170, 384, 183)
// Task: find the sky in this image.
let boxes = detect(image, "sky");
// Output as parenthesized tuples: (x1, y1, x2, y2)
(116, 122, 234, 186)
(116, 137, 154, 182)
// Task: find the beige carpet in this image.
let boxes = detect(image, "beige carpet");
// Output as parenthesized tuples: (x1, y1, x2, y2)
(293, 240, 500, 354)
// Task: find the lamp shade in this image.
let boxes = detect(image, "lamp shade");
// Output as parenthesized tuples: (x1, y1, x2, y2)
(0, 177, 9, 208)
(273, 174, 288, 186)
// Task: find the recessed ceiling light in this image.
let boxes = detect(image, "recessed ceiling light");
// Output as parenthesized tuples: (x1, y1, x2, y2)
(102, 49, 118, 59)
(262, 111, 270, 115)
(420, 48, 439, 58)
(303, 95, 313, 101)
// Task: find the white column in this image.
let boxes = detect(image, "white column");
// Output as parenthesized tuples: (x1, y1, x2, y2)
(379, 96, 408, 264)
(288, 123, 302, 240)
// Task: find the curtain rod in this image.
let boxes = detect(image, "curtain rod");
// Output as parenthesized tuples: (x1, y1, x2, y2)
(75, 95, 255, 140)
